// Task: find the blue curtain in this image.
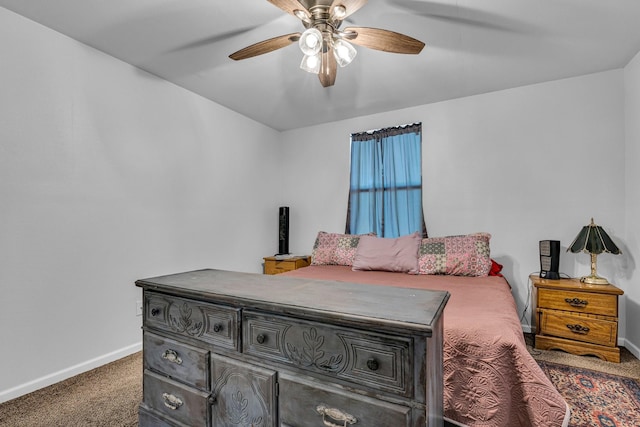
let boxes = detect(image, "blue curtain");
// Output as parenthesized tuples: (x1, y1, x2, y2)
(346, 123, 426, 238)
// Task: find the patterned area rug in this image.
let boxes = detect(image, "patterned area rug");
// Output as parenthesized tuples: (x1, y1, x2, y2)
(537, 360, 640, 427)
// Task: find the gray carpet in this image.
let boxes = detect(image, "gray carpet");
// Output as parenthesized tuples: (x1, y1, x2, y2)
(0, 336, 638, 426)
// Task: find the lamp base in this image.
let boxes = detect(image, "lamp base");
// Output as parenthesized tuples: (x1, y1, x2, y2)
(580, 275, 610, 285)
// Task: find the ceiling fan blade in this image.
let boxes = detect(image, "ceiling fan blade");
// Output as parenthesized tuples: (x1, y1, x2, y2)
(268, 0, 308, 18)
(319, 49, 337, 87)
(343, 27, 425, 54)
(331, 0, 368, 19)
(229, 33, 301, 60)
(389, 0, 525, 33)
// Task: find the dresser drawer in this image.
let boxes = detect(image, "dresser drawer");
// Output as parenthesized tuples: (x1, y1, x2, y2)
(143, 370, 210, 427)
(144, 332, 209, 390)
(243, 311, 412, 398)
(537, 288, 617, 316)
(278, 373, 415, 427)
(144, 293, 240, 350)
(539, 310, 618, 346)
(139, 405, 191, 427)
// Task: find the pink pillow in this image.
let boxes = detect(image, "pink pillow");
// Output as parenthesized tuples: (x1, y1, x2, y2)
(352, 232, 422, 273)
(417, 232, 492, 276)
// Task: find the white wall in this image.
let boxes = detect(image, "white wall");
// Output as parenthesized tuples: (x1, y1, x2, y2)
(0, 8, 281, 402)
(623, 50, 640, 356)
(280, 70, 629, 345)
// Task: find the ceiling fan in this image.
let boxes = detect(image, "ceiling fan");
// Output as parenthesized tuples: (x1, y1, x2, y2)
(229, 0, 425, 87)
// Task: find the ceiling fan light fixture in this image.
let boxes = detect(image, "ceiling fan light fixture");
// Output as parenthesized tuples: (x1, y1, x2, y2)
(331, 5, 347, 20)
(333, 38, 357, 67)
(299, 28, 323, 56)
(294, 9, 311, 23)
(300, 53, 321, 74)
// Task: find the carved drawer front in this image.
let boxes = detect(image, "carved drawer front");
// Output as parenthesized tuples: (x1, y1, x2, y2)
(539, 310, 618, 346)
(279, 372, 415, 427)
(210, 353, 277, 426)
(243, 311, 412, 397)
(538, 289, 617, 316)
(143, 370, 210, 427)
(144, 292, 239, 350)
(144, 332, 209, 390)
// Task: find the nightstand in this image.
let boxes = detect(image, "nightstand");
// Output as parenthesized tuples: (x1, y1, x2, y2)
(263, 256, 311, 275)
(531, 274, 624, 362)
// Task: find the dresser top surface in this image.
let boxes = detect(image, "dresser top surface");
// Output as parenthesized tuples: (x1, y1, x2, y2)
(137, 269, 449, 334)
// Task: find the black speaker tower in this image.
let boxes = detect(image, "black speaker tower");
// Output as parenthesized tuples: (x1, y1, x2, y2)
(539, 240, 560, 280)
(278, 206, 289, 255)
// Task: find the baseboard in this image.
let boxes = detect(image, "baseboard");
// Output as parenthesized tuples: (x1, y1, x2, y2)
(0, 342, 142, 404)
(623, 337, 640, 359)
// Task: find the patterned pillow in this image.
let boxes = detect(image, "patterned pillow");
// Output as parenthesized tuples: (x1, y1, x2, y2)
(417, 233, 492, 276)
(311, 231, 369, 266)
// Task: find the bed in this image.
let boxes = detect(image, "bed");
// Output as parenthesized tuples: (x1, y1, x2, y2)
(280, 231, 570, 427)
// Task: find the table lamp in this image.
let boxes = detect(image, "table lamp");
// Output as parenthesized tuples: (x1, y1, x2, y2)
(567, 218, 621, 285)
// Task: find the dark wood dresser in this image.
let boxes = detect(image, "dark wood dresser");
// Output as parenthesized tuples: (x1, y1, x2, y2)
(136, 269, 449, 426)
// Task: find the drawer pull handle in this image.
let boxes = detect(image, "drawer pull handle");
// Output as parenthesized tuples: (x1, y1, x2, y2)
(566, 324, 590, 335)
(213, 323, 222, 333)
(366, 358, 379, 371)
(565, 297, 588, 308)
(161, 349, 182, 365)
(316, 405, 357, 427)
(151, 308, 160, 316)
(256, 334, 266, 344)
(162, 393, 183, 410)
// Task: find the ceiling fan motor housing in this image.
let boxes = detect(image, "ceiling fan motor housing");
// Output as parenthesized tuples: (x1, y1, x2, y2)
(305, 5, 343, 44)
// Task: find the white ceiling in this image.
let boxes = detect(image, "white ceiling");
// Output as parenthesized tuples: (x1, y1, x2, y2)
(2, 0, 640, 131)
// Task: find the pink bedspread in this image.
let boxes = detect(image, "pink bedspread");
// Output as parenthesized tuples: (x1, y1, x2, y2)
(283, 265, 569, 427)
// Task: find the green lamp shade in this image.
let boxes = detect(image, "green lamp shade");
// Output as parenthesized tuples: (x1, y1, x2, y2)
(568, 219, 621, 255)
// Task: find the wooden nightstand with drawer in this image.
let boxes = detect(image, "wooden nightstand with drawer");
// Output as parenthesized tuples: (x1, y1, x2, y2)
(263, 255, 311, 275)
(531, 274, 624, 362)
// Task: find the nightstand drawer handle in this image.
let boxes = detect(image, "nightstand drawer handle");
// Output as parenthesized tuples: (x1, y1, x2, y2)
(566, 324, 590, 334)
(161, 349, 182, 365)
(256, 334, 266, 344)
(564, 297, 588, 308)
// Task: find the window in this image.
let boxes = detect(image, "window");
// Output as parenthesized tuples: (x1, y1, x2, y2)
(346, 123, 426, 238)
